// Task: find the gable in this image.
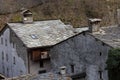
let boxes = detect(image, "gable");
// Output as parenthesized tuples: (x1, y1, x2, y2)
(0, 24, 8, 36)
(53, 31, 113, 49)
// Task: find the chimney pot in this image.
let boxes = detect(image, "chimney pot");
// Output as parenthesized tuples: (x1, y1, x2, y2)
(59, 66, 66, 75)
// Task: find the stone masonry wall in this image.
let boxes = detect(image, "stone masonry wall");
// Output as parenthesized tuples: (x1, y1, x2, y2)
(0, 28, 27, 77)
(10, 28, 28, 74)
(50, 32, 111, 80)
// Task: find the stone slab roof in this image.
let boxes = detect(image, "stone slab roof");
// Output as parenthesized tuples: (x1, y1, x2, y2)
(89, 18, 101, 22)
(93, 25, 120, 48)
(0, 74, 5, 79)
(6, 73, 72, 80)
(74, 27, 89, 33)
(31, 72, 72, 80)
(7, 20, 76, 48)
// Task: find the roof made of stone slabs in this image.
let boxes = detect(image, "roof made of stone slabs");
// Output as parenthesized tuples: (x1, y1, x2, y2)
(31, 72, 72, 80)
(6, 73, 72, 80)
(93, 25, 120, 48)
(7, 20, 75, 48)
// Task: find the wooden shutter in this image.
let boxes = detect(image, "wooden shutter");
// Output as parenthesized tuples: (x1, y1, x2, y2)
(32, 50, 40, 61)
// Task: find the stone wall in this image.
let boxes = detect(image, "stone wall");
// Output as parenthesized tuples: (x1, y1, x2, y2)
(10, 27, 28, 73)
(0, 28, 27, 77)
(117, 9, 120, 25)
(50, 32, 111, 80)
(29, 58, 51, 74)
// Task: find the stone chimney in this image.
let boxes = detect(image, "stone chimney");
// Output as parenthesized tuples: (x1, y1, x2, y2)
(88, 18, 101, 33)
(59, 66, 66, 75)
(117, 9, 120, 26)
(21, 9, 33, 23)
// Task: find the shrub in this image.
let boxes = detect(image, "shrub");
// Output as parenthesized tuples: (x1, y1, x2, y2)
(106, 48, 120, 80)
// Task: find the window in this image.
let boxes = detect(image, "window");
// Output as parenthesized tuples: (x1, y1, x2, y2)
(99, 71, 103, 80)
(41, 51, 49, 59)
(99, 52, 102, 56)
(32, 50, 49, 61)
(13, 42, 15, 48)
(102, 42, 105, 46)
(7, 68, 9, 77)
(2, 65, 5, 74)
(13, 57, 16, 64)
(20, 70, 23, 75)
(70, 64, 75, 73)
(2, 52, 4, 60)
(6, 54, 8, 62)
(1, 37, 3, 45)
(95, 38, 99, 41)
(40, 60, 44, 68)
(5, 39, 7, 46)
(82, 32, 86, 36)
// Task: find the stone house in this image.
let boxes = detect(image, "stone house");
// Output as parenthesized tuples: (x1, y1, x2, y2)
(0, 9, 80, 77)
(0, 9, 119, 80)
(50, 19, 120, 80)
(50, 31, 111, 80)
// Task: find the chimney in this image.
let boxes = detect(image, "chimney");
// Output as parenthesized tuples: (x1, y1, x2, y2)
(21, 8, 33, 23)
(59, 66, 66, 75)
(88, 18, 101, 33)
(117, 9, 120, 26)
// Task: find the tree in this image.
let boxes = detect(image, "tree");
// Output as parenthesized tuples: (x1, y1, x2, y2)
(106, 48, 120, 80)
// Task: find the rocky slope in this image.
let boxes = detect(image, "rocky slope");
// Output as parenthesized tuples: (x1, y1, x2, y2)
(0, 0, 119, 30)
(0, 0, 44, 14)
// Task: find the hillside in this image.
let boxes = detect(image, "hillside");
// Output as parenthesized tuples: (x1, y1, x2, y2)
(0, 0, 120, 30)
(0, 0, 43, 14)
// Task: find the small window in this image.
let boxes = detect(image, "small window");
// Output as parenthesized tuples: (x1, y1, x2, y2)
(13, 57, 16, 64)
(99, 71, 103, 80)
(99, 52, 102, 56)
(1, 37, 3, 45)
(20, 70, 23, 75)
(95, 38, 98, 41)
(41, 51, 49, 59)
(5, 39, 7, 46)
(70, 64, 75, 73)
(6, 54, 8, 62)
(102, 42, 105, 46)
(7, 68, 9, 77)
(2, 52, 4, 60)
(2, 66, 5, 74)
(40, 60, 44, 68)
(13, 42, 15, 48)
(82, 32, 86, 36)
